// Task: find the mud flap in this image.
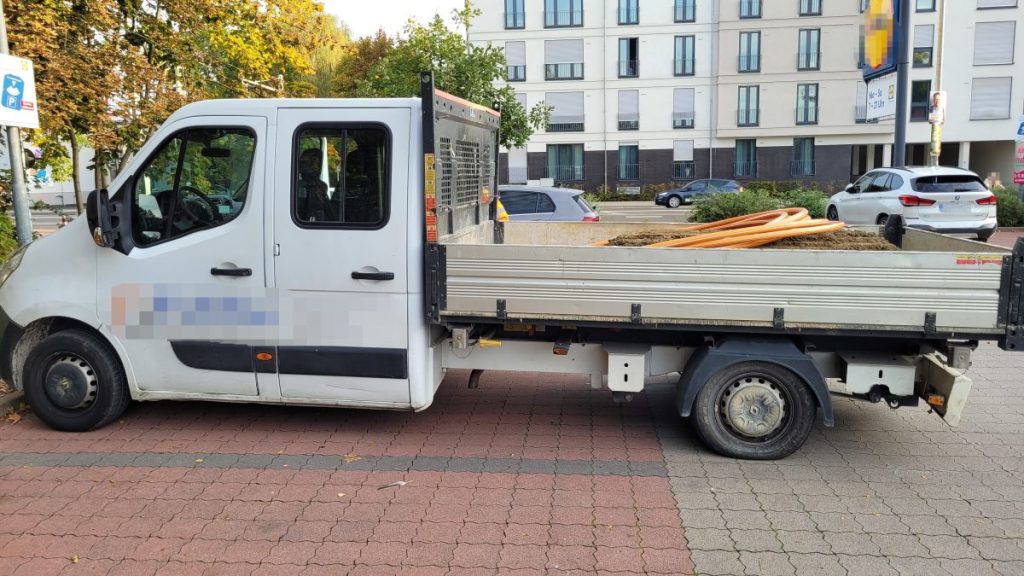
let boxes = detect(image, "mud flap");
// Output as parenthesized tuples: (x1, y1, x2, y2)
(919, 353, 973, 427)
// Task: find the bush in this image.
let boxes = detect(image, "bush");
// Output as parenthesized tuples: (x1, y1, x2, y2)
(0, 213, 19, 262)
(31, 200, 48, 210)
(691, 189, 829, 223)
(993, 186, 1024, 227)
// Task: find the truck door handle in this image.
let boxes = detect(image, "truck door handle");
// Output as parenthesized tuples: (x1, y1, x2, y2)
(211, 267, 252, 277)
(351, 270, 395, 281)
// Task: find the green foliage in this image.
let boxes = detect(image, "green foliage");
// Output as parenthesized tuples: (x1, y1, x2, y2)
(993, 186, 1024, 227)
(31, 200, 48, 211)
(691, 188, 829, 223)
(355, 2, 549, 149)
(0, 213, 18, 263)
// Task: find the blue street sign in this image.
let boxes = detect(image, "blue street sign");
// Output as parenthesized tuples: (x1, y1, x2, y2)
(2, 74, 24, 111)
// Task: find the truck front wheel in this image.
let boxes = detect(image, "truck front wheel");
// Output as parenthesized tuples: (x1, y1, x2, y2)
(22, 329, 130, 432)
(692, 361, 816, 460)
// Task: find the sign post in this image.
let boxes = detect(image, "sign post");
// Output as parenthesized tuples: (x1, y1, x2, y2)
(0, 0, 35, 246)
(928, 90, 947, 161)
(861, 0, 910, 166)
(1014, 116, 1024, 199)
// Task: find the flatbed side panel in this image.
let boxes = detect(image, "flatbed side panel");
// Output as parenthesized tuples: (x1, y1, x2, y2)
(440, 243, 1004, 333)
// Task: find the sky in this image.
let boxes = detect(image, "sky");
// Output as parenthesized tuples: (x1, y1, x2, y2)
(323, 0, 465, 39)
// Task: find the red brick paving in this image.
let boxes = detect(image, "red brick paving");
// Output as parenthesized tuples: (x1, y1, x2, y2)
(0, 371, 691, 574)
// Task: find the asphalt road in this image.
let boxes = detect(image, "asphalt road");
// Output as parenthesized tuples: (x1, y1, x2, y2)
(596, 201, 693, 224)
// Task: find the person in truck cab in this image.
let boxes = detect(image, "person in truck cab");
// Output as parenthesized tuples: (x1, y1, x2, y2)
(296, 147, 335, 222)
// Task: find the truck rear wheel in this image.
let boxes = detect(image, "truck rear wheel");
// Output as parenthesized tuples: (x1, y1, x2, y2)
(692, 361, 816, 460)
(22, 329, 130, 432)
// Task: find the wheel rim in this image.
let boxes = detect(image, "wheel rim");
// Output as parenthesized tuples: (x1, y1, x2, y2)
(827, 207, 838, 221)
(877, 215, 888, 225)
(668, 196, 681, 208)
(717, 374, 790, 441)
(43, 354, 98, 410)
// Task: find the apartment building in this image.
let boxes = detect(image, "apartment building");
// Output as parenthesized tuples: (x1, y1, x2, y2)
(469, 0, 1024, 191)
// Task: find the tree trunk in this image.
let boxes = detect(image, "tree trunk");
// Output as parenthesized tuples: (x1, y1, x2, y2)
(69, 132, 84, 215)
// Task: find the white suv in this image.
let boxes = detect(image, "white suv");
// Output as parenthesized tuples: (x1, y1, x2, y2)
(826, 166, 998, 242)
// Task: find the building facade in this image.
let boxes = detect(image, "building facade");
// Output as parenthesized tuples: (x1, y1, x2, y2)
(469, 0, 1024, 192)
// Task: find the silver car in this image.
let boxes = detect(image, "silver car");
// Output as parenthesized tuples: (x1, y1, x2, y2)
(497, 185, 599, 222)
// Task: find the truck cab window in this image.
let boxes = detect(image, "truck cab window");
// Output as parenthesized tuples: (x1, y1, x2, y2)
(132, 128, 255, 246)
(293, 126, 388, 227)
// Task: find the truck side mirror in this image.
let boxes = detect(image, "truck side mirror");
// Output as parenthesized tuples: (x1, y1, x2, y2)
(85, 188, 124, 251)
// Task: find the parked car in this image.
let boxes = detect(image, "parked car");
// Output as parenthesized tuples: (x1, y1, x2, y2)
(826, 166, 997, 242)
(655, 179, 743, 208)
(497, 185, 599, 221)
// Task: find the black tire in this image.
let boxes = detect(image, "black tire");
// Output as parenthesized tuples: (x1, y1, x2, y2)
(667, 195, 682, 208)
(876, 214, 889, 226)
(826, 206, 839, 221)
(22, 329, 130, 432)
(692, 361, 816, 460)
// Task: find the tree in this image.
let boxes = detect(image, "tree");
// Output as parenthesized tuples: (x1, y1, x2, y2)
(335, 30, 395, 97)
(357, 1, 549, 149)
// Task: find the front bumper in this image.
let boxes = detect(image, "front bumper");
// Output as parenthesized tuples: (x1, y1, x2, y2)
(0, 305, 24, 387)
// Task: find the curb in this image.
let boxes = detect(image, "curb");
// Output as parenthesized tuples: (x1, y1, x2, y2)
(0, 391, 25, 415)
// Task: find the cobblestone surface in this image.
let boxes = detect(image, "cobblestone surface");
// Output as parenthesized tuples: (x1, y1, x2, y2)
(0, 341, 1021, 574)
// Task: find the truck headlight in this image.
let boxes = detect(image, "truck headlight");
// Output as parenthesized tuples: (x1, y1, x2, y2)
(0, 243, 29, 289)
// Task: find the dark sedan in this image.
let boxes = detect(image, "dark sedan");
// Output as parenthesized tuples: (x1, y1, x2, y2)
(655, 179, 743, 208)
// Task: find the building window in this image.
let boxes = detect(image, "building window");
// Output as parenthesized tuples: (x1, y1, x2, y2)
(911, 80, 931, 122)
(855, 80, 868, 122)
(740, 0, 762, 18)
(792, 138, 815, 176)
(618, 144, 639, 181)
(739, 31, 761, 72)
(618, 38, 639, 78)
(505, 0, 525, 29)
(505, 41, 527, 81)
(797, 29, 820, 70)
(618, 90, 639, 130)
(735, 139, 757, 178)
(507, 149, 528, 184)
(916, 0, 935, 11)
(619, 0, 639, 24)
(913, 25, 934, 67)
(544, 39, 584, 80)
(738, 85, 759, 127)
(545, 91, 585, 132)
(674, 35, 695, 76)
(978, 0, 1018, 7)
(800, 0, 821, 16)
(796, 83, 818, 125)
(974, 22, 1016, 65)
(674, 0, 696, 22)
(970, 77, 1012, 119)
(672, 140, 695, 180)
(673, 88, 695, 129)
(545, 0, 583, 27)
(546, 144, 584, 181)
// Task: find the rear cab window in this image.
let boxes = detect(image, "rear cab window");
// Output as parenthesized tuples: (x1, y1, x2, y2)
(912, 175, 988, 193)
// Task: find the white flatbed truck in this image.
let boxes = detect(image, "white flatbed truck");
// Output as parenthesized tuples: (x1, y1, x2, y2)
(0, 72, 1021, 459)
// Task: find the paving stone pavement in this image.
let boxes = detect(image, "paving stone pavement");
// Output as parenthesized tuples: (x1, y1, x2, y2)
(0, 341, 1021, 574)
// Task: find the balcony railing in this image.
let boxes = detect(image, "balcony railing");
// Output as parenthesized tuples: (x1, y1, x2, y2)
(618, 163, 640, 181)
(618, 119, 639, 130)
(673, 115, 695, 129)
(618, 60, 639, 78)
(791, 160, 816, 177)
(737, 109, 759, 127)
(507, 166, 528, 184)
(734, 160, 758, 178)
(544, 10, 583, 27)
(674, 58, 695, 76)
(673, 161, 696, 180)
(547, 164, 585, 181)
(547, 119, 584, 132)
(618, 6, 639, 24)
(504, 11, 525, 29)
(740, 0, 762, 18)
(855, 104, 870, 123)
(797, 52, 821, 70)
(738, 54, 760, 72)
(796, 106, 818, 125)
(506, 65, 526, 82)
(674, 0, 695, 22)
(545, 63, 584, 80)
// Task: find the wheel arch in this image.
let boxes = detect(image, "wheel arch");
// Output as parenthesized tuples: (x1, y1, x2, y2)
(675, 336, 834, 427)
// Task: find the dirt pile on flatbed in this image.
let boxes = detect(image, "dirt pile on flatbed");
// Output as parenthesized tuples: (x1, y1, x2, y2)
(606, 228, 898, 250)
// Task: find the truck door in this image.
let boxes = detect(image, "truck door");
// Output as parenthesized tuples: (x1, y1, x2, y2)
(96, 116, 268, 396)
(271, 108, 411, 406)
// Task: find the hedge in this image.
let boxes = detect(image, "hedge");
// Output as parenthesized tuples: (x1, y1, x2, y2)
(993, 186, 1024, 227)
(690, 189, 829, 223)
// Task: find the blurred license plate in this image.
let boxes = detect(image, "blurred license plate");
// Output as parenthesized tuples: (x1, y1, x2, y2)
(938, 201, 969, 214)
